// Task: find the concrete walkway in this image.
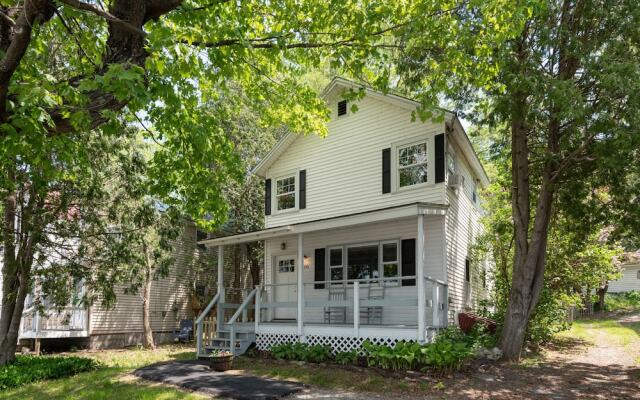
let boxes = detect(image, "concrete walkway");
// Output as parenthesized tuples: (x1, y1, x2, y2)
(135, 359, 305, 400)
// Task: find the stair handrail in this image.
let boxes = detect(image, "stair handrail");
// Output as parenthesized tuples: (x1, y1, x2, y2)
(196, 292, 221, 325)
(226, 287, 258, 326)
(196, 292, 220, 357)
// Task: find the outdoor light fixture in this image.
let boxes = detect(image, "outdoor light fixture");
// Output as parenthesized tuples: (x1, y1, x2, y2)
(303, 255, 311, 269)
(280, 242, 286, 250)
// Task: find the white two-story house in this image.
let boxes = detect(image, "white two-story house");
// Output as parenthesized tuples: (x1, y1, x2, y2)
(196, 77, 490, 356)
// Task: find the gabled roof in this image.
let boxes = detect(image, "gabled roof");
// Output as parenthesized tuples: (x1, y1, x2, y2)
(253, 77, 489, 187)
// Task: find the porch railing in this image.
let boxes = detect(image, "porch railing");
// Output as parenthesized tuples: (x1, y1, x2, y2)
(258, 276, 448, 339)
(20, 306, 88, 334)
(196, 287, 258, 357)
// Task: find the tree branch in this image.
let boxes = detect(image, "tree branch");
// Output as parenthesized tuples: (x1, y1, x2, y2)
(56, 0, 146, 36)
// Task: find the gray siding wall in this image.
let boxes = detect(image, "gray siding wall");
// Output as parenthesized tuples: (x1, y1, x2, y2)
(89, 223, 201, 338)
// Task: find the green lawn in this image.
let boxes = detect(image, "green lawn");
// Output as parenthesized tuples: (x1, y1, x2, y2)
(561, 318, 640, 347)
(0, 345, 207, 400)
(233, 357, 441, 395)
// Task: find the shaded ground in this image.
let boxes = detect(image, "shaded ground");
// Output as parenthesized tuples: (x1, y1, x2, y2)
(241, 313, 640, 400)
(134, 359, 304, 400)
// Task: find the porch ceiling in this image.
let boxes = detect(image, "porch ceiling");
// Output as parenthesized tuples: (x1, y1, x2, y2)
(198, 202, 447, 247)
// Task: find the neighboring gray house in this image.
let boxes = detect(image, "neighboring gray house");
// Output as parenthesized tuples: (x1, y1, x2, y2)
(6, 223, 207, 349)
(195, 78, 491, 357)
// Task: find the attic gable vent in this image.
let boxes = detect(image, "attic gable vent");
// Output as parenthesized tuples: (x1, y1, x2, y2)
(337, 100, 347, 116)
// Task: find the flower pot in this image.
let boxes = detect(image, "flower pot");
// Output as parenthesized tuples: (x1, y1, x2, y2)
(209, 354, 234, 371)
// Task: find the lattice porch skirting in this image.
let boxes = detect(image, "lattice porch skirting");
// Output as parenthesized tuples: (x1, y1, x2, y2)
(256, 331, 438, 354)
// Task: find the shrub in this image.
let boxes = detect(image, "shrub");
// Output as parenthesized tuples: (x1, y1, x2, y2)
(270, 343, 331, 363)
(363, 340, 424, 370)
(334, 349, 358, 365)
(605, 291, 640, 312)
(0, 355, 101, 390)
(422, 339, 474, 374)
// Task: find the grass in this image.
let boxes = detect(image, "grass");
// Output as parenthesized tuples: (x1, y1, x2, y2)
(0, 344, 206, 400)
(233, 357, 434, 395)
(561, 318, 640, 347)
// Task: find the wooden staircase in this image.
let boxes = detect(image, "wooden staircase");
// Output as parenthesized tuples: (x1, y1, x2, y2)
(196, 287, 258, 358)
(204, 323, 255, 356)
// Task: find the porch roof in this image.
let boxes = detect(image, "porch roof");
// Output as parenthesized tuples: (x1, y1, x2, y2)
(198, 202, 448, 247)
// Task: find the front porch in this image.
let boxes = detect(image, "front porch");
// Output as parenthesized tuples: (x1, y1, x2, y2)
(195, 204, 450, 357)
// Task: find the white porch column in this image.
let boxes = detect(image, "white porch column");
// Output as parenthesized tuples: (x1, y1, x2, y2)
(216, 245, 225, 332)
(417, 214, 426, 342)
(353, 281, 360, 337)
(297, 233, 304, 338)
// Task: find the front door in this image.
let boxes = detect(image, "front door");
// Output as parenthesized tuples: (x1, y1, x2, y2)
(275, 256, 297, 320)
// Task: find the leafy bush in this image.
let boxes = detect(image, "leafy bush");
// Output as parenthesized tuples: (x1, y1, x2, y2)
(605, 291, 640, 312)
(0, 355, 101, 390)
(270, 343, 331, 363)
(334, 349, 358, 365)
(362, 328, 479, 373)
(421, 339, 474, 374)
(363, 340, 424, 370)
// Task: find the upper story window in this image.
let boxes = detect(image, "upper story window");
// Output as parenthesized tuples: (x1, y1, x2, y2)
(276, 175, 296, 211)
(398, 141, 428, 188)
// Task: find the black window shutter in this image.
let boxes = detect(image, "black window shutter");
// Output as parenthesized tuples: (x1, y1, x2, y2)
(264, 179, 272, 215)
(401, 239, 416, 286)
(337, 100, 347, 116)
(314, 248, 326, 289)
(382, 148, 391, 194)
(299, 170, 306, 209)
(435, 133, 445, 183)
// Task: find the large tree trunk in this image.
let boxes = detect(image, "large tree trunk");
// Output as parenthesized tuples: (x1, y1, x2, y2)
(142, 249, 155, 350)
(0, 260, 29, 365)
(0, 188, 31, 365)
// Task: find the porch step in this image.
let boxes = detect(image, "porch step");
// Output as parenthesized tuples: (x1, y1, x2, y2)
(205, 337, 254, 356)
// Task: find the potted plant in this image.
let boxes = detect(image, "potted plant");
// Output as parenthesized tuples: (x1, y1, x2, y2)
(209, 350, 234, 371)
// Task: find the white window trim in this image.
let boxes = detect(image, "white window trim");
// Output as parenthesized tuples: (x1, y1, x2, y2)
(323, 240, 403, 285)
(328, 246, 344, 283)
(272, 171, 299, 214)
(391, 135, 432, 192)
(446, 148, 457, 176)
(380, 240, 400, 286)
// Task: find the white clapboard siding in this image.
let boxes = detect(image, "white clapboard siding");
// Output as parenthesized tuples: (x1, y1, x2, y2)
(264, 216, 444, 326)
(608, 264, 640, 293)
(265, 93, 447, 228)
(445, 136, 486, 320)
(90, 223, 199, 335)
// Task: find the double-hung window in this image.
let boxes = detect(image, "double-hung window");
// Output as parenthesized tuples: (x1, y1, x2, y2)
(398, 141, 428, 188)
(381, 241, 399, 282)
(329, 247, 343, 282)
(275, 175, 296, 211)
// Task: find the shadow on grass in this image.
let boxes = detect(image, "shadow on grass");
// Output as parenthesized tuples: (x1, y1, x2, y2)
(0, 368, 204, 400)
